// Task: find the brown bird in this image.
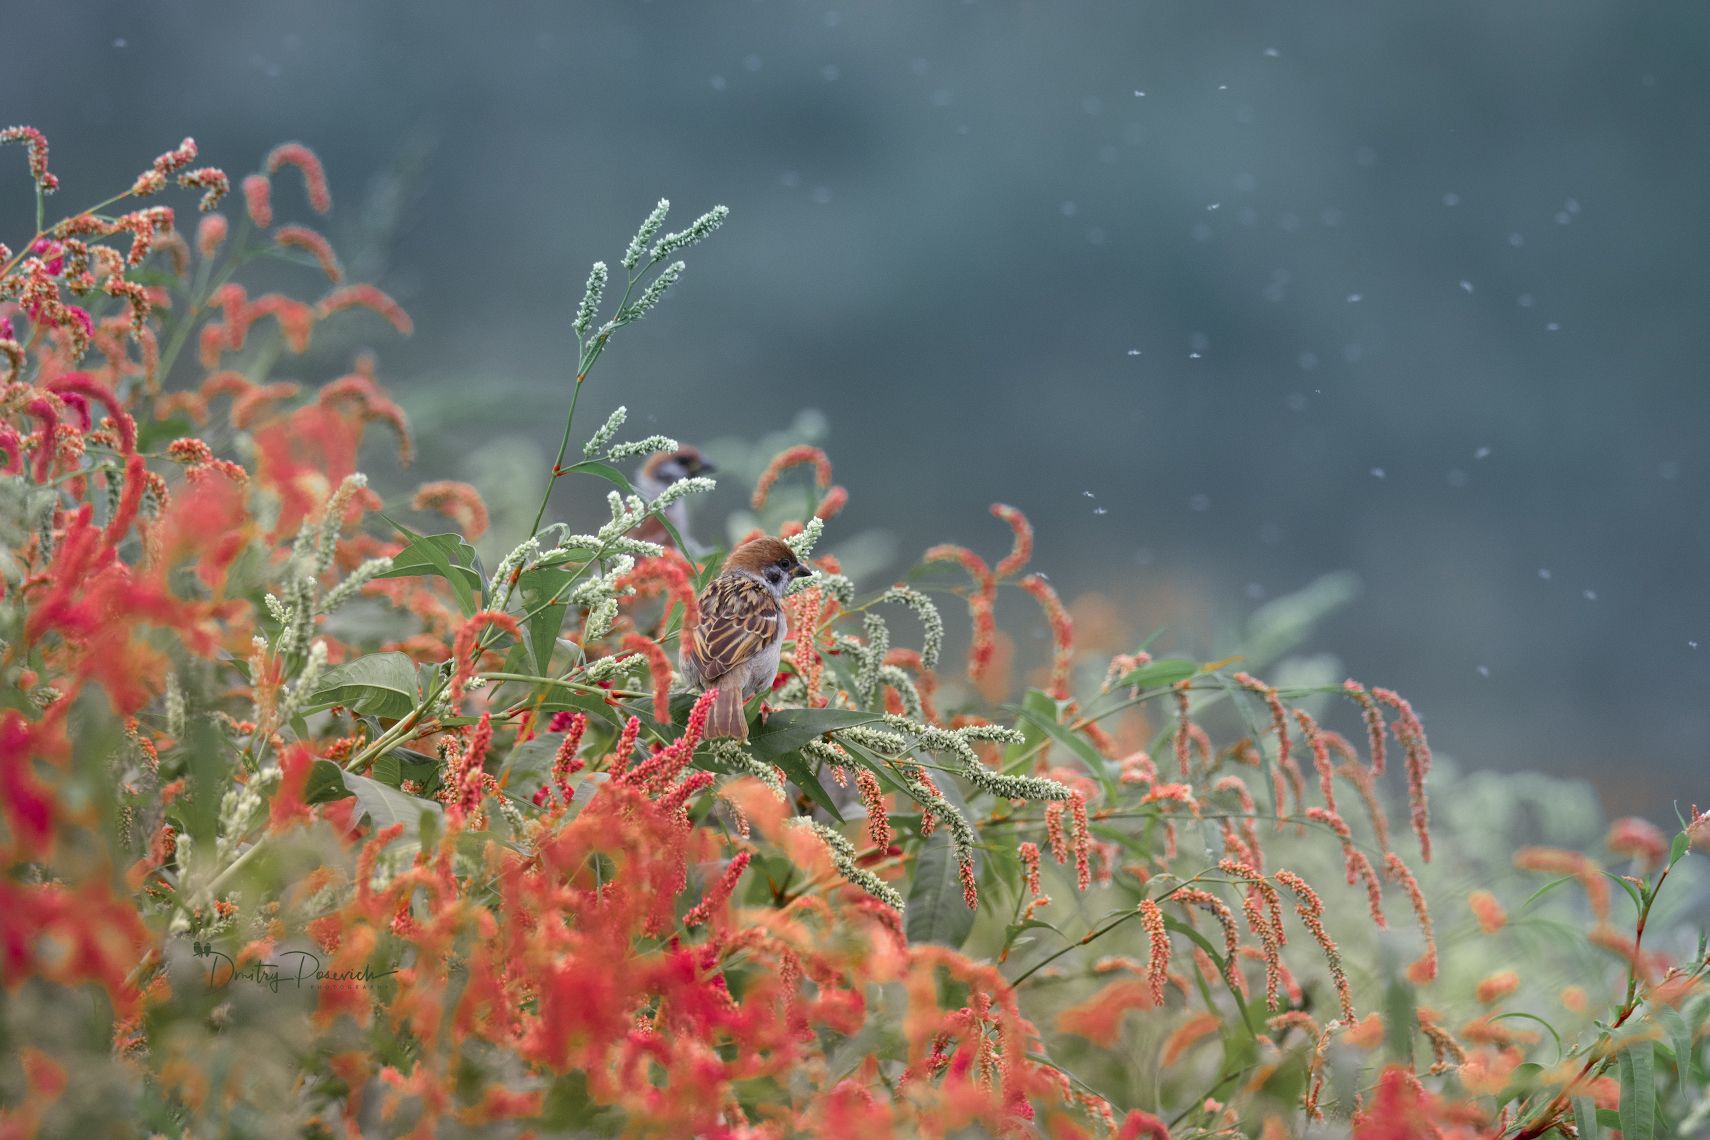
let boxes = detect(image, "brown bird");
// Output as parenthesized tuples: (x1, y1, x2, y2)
(680, 536, 813, 740)
(634, 447, 715, 551)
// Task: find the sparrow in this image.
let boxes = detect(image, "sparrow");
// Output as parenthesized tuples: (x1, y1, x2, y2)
(680, 536, 813, 740)
(635, 447, 715, 552)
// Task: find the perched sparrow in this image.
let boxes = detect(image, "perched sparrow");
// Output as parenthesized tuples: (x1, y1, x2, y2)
(635, 447, 715, 552)
(680, 536, 813, 740)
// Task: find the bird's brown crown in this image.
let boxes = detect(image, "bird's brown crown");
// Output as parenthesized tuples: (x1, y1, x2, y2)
(724, 536, 810, 578)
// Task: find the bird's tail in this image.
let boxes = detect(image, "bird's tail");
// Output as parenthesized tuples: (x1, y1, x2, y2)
(704, 683, 748, 741)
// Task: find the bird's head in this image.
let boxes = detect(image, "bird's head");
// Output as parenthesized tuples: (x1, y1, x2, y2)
(639, 447, 715, 493)
(725, 536, 814, 593)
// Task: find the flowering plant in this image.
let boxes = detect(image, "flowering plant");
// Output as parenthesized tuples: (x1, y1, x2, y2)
(1, 129, 1705, 1138)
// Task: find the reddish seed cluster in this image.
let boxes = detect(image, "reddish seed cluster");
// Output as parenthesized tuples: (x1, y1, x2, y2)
(448, 611, 524, 706)
(752, 444, 833, 509)
(1, 125, 57, 191)
(786, 585, 826, 707)
(410, 480, 490, 540)
(1275, 869, 1354, 1024)
(274, 224, 343, 282)
(1018, 574, 1073, 701)
(264, 141, 332, 213)
(1371, 687, 1432, 861)
(1138, 899, 1171, 1006)
(242, 173, 273, 228)
(855, 768, 891, 851)
(620, 632, 675, 724)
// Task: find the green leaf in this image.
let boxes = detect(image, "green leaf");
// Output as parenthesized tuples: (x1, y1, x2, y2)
(1669, 830, 1690, 866)
(371, 752, 403, 787)
(905, 777, 979, 947)
(1570, 1096, 1599, 1138)
(343, 771, 444, 838)
(1617, 1038, 1656, 1140)
(307, 652, 421, 719)
(1381, 975, 1419, 1066)
(748, 708, 886, 757)
(768, 752, 844, 821)
(1654, 1003, 1695, 1089)
(500, 731, 572, 796)
(905, 829, 978, 949)
(1604, 872, 1646, 919)
(1118, 657, 1199, 689)
(376, 522, 481, 617)
(304, 760, 352, 805)
(518, 567, 573, 675)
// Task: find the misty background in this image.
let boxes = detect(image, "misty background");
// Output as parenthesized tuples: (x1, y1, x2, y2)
(8, 2, 1707, 822)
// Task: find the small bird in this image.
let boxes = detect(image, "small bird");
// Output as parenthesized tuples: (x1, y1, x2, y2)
(680, 536, 813, 740)
(635, 447, 715, 552)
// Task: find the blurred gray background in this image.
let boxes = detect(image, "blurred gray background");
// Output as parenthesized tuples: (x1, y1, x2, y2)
(8, 2, 1708, 821)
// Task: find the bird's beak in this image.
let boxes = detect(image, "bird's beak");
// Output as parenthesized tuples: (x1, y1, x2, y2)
(791, 564, 815, 580)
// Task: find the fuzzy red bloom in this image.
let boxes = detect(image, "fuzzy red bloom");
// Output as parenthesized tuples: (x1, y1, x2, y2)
(1275, 869, 1355, 1023)
(0, 709, 59, 851)
(1138, 899, 1171, 1005)
(618, 552, 699, 636)
(1605, 815, 1668, 870)
(752, 444, 833, 509)
(787, 586, 826, 707)
(1513, 845, 1608, 923)
(1343, 679, 1388, 775)
(621, 633, 675, 724)
(265, 141, 331, 213)
(924, 543, 998, 680)
(410, 480, 489, 540)
(315, 283, 412, 335)
(1069, 790, 1091, 891)
(1384, 852, 1437, 983)
(813, 484, 848, 519)
(1018, 573, 1073, 700)
(46, 372, 136, 454)
(318, 372, 412, 463)
(194, 212, 228, 258)
(1018, 840, 1043, 897)
(448, 611, 523, 706)
(1, 125, 57, 191)
(241, 173, 273, 228)
(856, 767, 892, 851)
(1373, 686, 1432, 861)
(150, 136, 198, 176)
(268, 743, 317, 832)
(1466, 889, 1507, 933)
(274, 224, 343, 282)
(176, 167, 229, 211)
(990, 502, 1034, 578)
(683, 850, 751, 928)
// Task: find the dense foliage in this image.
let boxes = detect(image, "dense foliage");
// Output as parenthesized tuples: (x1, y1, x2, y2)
(1, 130, 1705, 1138)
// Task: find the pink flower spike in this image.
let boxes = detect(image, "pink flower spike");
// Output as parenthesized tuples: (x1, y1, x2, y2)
(1, 125, 56, 192)
(265, 141, 331, 213)
(274, 224, 342, 282)
(176, 167, 230, 212)
(242, 174, 273, 229)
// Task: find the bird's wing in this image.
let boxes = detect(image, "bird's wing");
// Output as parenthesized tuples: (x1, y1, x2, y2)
(689, 574, 780, 682)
